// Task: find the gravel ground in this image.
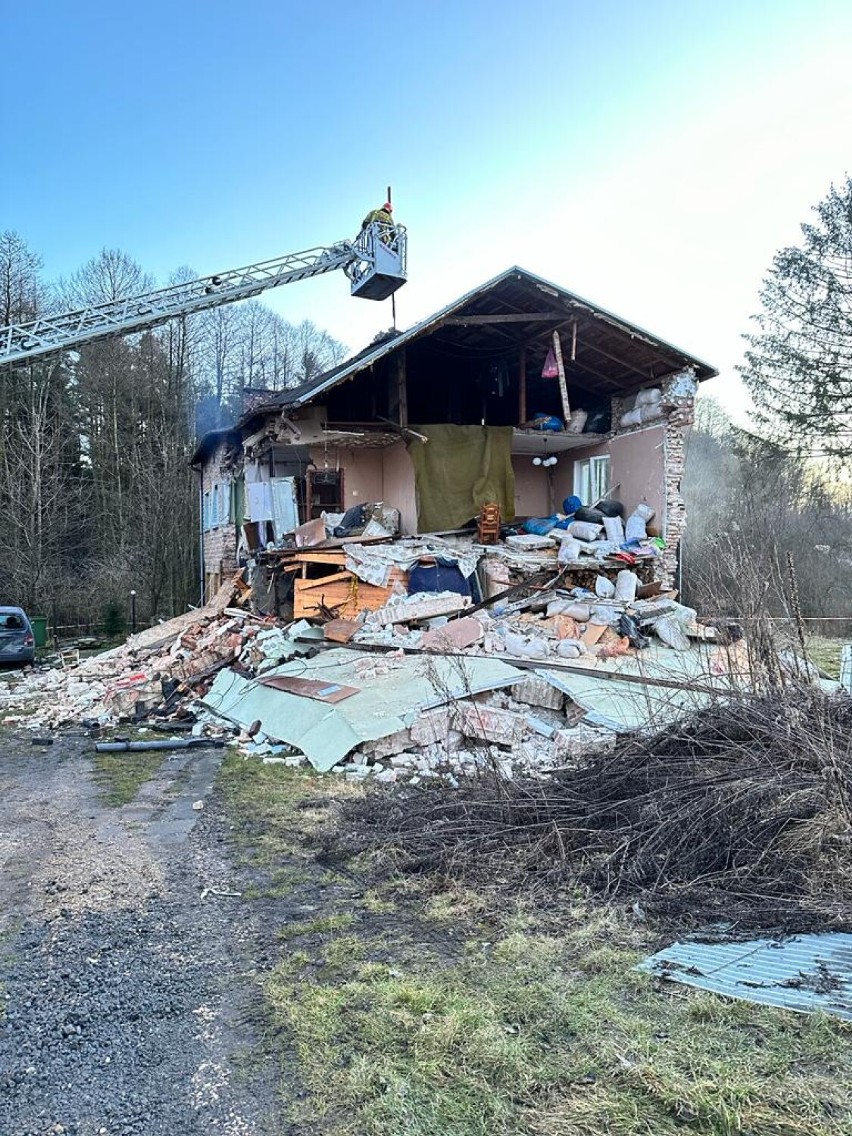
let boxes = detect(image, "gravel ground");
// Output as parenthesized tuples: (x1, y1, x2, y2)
(0, 731, 280, 1136)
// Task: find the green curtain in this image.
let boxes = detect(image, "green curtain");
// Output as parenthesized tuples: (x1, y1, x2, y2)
(407, 424, 516, 532)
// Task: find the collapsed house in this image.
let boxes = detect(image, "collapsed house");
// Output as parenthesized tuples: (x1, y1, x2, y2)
(3, 269, 735, 783)
(191, 267, 716, 613)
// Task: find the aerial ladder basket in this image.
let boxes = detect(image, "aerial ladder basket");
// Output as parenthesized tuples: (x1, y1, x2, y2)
(349, 223, 407, 300)
(0, 221, 408, 370)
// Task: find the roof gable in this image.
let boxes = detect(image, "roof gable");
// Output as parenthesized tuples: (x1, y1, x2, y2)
(259, 267, 716, 414)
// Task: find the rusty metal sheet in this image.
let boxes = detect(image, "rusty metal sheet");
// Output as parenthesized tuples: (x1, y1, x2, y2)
(257, 675, 359, 703)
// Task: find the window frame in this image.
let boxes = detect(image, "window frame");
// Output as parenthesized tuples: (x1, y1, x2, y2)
(574, 454, 611, 505)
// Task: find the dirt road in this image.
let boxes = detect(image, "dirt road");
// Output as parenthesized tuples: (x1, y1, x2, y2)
(0, 731, 280, 1136)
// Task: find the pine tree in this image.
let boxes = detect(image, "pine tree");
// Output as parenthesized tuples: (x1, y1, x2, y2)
(740, 176, 852, 458)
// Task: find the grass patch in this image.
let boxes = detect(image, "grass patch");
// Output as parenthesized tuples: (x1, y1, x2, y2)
(279, 913, 356, 942)
(424, 884, 488, 925)
(218, 752, 362, 864)
(323, 934, 368, 970)
(91, 750, 164, 806)
(360, 888, 398, 915)
(807, 635, 846, 679)
(267, 913, 852, 1136)
(242, 865, 313, 900)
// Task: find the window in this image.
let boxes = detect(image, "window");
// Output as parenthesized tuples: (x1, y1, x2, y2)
(574, 455, 611, 506)
(307, 469, 344, 520)
(219, 478, 231, 526)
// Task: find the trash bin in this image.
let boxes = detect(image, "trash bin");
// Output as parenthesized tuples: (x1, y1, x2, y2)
(31, 616, 48, 649)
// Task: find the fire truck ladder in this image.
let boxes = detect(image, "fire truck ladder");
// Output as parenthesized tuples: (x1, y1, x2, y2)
(0, 222, 407, 370)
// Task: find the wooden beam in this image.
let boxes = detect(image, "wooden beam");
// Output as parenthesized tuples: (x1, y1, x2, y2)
(527, 325, 622, 389)
(518, 346, 527, 424)
(444, 311, 567, 326)
(396, 349, 408, 427)
(552, 330, 571, 421)
(579, 335, 659, 381)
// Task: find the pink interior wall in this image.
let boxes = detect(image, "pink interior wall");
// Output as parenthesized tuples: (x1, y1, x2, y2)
(304, 428, 666, 535)
(309, 446, 383, 508)
(305, 443, 417, 534)
(549, 424, 666, 531)
(381, 442, 418, 534)
(512, 457, 550, 517)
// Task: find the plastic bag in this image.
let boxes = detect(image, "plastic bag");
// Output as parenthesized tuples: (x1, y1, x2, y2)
(654, 616, 690, 651)
(595, 576, 615, 598)
(603, 515, 625, 543)
(522, 516, 559, 536)
(614, 569, 638, 602)
(521, 638, 550, 660)
(541, 347, 559, 378)
(558, 538, 582, 565)
(557, 641, 582, 659)
(563, 602, 591, 621)
(618, 613, 649, 649)
(591, 605, 620, 624)
(635, 387, 662, 407)
(624, 504, 655, 542)
(568, 520, 603, 542)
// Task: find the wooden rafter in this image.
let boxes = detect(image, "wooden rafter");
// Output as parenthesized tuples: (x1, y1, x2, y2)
(443, 311, 567, 325)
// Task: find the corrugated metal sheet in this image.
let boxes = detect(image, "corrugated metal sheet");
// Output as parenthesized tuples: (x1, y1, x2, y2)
(540, 644, 727, 732)
(638, 934, 852, 1019)
(201, 648, 524, 771)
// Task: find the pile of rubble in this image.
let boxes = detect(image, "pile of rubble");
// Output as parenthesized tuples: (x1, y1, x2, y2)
(335, 675, 614, 787)
(0, 569, 761, 789)
(351, 584, 723, 661)
(0, 584, 275, 734)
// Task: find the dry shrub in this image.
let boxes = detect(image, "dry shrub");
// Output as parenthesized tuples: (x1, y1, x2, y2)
(336, 686, 852, 933)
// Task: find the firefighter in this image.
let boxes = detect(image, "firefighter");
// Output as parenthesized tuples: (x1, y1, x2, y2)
(360, 202, 395, 244)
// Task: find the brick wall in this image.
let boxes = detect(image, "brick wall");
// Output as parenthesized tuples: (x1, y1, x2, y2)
(659, 370, 698, 589)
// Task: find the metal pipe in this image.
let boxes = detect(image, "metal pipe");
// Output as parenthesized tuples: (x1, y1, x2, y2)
(94, 738, 225, 753)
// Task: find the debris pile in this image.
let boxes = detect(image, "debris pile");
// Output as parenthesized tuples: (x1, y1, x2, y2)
(3, 533, 823, 793)
(336, 687, 852, 931)
(0, 582, 281, 734)
(350, 575, 723, 663)
(2, 561, 764, 783)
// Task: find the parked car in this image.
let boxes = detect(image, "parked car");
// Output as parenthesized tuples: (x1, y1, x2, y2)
(0, 607, 35, 666)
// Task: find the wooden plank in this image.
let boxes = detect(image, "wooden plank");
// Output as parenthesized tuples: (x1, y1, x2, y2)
(257, 675, 359, 702)
(323, 618, 363, 643)
(293, 549, 347, 566)
(295, 572, 353, 591)
(552, 330, 571, 422)
(293, 572, 400, 620)
(518, 345, 527, 424)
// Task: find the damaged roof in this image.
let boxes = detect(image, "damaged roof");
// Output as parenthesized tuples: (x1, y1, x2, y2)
(262, 265, 718, 412)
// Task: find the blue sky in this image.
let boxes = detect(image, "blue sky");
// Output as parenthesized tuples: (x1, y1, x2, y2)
(3, 0, 851, 416)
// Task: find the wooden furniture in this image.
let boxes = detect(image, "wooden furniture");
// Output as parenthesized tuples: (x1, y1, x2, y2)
(477, 502, 501, 545)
